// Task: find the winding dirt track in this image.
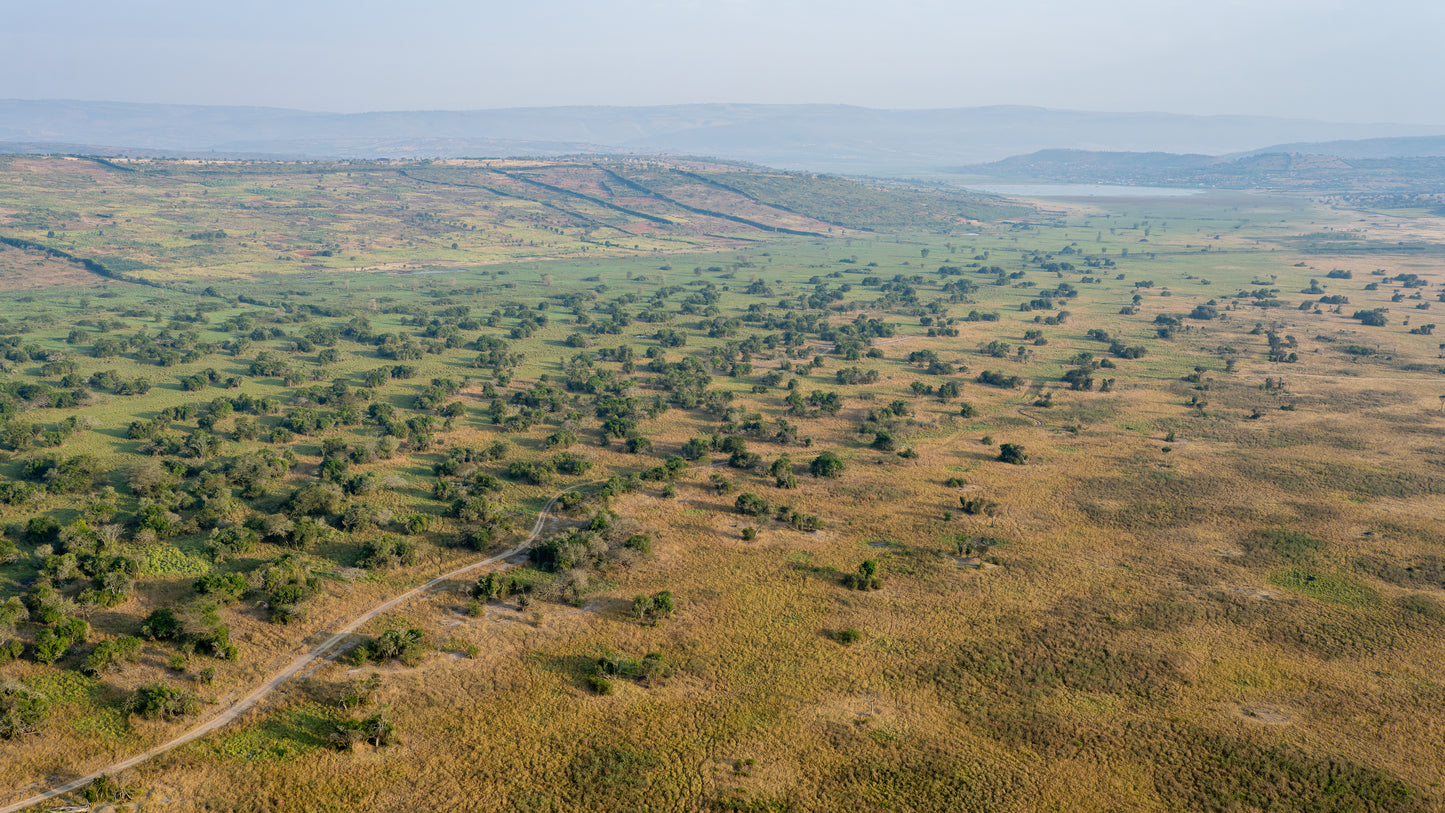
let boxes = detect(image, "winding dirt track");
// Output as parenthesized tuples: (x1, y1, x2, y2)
(0, 482, 591, 813)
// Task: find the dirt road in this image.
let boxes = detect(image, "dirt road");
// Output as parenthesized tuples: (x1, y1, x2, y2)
(0, 482, 590, 813)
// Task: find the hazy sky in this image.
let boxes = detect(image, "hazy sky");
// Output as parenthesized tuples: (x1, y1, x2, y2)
(4, 0, 1443, 123)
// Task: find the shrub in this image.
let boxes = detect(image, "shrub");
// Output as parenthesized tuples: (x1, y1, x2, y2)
(286, 482, 344, 517)
(195, 572, 249, 603)
(959, 496, 999, 516)
(259, 554, 320, 624)
(126, 682, 198, 721)
(358, 535, 419, 570)
(679, 437, 711, 460)
(590, 649, 673, 687)
(82, 636, 142, 676)
(552, 452, 593, 476)
(785, 510, 824, 532)
(141, 607, 182, 640)
(996, 443, 1028, 465)
(735, 492, 771, 517)
(632, 590, 675, 624)
(0, 680, 48, 739)
(206, 526, 258, 561)
(1351, 308, 1388, 326)
(33, 621, 86, 665)
(843, 559, 883, 590)
(330, 710, 399, 750)
(365, 624, 428, 666)
(507, 459, 556, 485)
(977, 370, 1022, 388)
(809, 451, 845, 478)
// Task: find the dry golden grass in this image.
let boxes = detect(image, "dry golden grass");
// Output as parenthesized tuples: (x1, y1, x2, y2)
(69, 368, 1445, 809)
(0, 242, 114, 291)
(4, 187, 1445, 812)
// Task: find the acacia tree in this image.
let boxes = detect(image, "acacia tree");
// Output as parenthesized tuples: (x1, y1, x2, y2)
(997, 443, 1028, 465)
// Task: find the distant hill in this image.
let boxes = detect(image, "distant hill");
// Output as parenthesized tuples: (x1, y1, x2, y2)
(1236, 134, 1445, 159)
(0, 140, 301, 161)
(956, 148, 1445, 192)
(1, 100, 1438, 176)
(950, 149, 1222, 184)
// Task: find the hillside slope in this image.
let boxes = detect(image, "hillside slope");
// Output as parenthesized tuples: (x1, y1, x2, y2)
(0, 155, 1024, 284)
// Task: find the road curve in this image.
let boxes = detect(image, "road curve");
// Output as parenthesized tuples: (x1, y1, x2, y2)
(0, 481, 593, 813)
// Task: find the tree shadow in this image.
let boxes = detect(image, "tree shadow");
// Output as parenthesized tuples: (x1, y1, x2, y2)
(786, 557, 839, 583)
(526, 651, 597, 690)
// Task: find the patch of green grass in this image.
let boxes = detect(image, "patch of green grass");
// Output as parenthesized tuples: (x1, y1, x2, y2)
(71, 705, 132, 740)
(1246, 528, 1327, 563)
(1269, 567, 1381, 607)
(210, 704, 338, 761)
(24, 670, 102, 705)
(138, 543, 214, 577)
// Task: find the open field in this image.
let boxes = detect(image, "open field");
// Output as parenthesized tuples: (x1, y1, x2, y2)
(0, 158, 1443, 811)
(0, 156, 1020, 285)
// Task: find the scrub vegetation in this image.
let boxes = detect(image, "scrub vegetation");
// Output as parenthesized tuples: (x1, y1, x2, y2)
(0, 156, 1442, 811)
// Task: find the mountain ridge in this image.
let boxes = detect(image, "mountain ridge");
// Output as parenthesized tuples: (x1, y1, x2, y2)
(3, 100, 1439, 175)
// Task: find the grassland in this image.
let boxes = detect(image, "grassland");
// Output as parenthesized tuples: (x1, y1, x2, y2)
(0, 155, 1021, 286)
(0, 158, 1443, 812)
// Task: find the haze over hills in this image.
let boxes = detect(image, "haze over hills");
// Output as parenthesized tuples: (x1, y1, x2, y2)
(2, 99, 1442, 176)
(955, 145, 1445, 193)
(1233, 134, 1445, 160)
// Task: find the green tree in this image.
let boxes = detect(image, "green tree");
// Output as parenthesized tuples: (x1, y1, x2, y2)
(366, 624, 428, 666)
(632, 590, 675, 624)
(844, 559, 883, 590)
(632, 594, 655, 621)
(82, 636, 142, 676)
(997, 443, 1028, 465)
(126, 682, 198, 721)
(331, 709, 399, 750)
(735, 492, 770, 517)
(809, 451, 845, 478)
(0, 680, 48, 739)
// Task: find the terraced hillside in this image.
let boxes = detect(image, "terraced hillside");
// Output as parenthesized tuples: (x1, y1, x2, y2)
(0, 156, 1021, 286)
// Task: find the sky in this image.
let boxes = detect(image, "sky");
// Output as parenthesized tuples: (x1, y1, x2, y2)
(3, 0, 1444, 124)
